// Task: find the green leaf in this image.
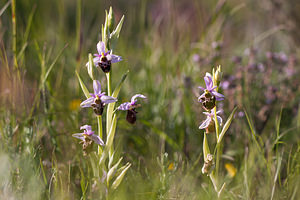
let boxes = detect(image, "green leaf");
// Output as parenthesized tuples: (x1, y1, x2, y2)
(106, 114, 117, 149)
(110, 15, 124, 39)
(107, 157, 123, 186)
(203, 133, 210, 161)
(217, 107, 237, 144)
(108, 152, 115, 169)
(110, 15, 124, 49)
(111, 163, 131, 190)
(75, 70, 91, 99)
(99, 114, 117, 166)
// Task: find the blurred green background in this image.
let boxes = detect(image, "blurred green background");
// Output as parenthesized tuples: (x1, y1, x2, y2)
(1, 0, 300, 199)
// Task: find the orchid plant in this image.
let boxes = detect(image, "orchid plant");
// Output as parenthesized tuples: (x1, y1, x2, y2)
(198, 66, 237, 197)
(73, 7, 146, 198)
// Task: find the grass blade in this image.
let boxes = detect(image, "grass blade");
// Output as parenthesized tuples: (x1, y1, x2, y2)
(75, 70, 91, 99)
(43, 44, 68, 84)
(217, 107, 237, 144)
(0, 0, 11, 17)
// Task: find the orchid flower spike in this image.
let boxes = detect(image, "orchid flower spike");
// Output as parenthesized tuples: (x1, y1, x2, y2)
(117, 94, 146, 124)
(87, 41, 122, 73)
(80, 80, 117, 115)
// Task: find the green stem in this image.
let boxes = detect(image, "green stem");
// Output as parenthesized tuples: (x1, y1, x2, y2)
(215, 143, 221, 183)
(97, 115, 103, 155)
(106, 72, 112, 96)
(106, 72, 112, 133)
(214, 107, 220, 139)
(214, 106, 221, 180)
(106, 72, 114, 158)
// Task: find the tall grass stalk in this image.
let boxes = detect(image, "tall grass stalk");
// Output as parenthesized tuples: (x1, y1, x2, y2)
(11, 0, 18, 71)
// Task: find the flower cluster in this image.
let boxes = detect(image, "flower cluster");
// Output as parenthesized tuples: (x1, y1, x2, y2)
(71, 8, 147, 194)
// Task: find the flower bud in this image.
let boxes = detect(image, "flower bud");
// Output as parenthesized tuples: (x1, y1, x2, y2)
(87, 53, 95, 80)
(107, 7, 115, 33)
(214, 65, 222, 87)
(202, 154, 214, 175)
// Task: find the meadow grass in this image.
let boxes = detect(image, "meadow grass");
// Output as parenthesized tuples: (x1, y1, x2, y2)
(0, 0, 300, 199)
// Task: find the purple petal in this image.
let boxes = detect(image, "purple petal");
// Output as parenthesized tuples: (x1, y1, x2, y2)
(217, 116, 223, 126)
(100, 95, 117, 104)
(215, 96, 225, 101)
(199, 117, 211, 129)
(131, 94, 146, 104)
(198, 93, 205, 102)
(89, 134, 105, 146)
(90, 93, 96, 98)
(117, 102, 131, 110)
(72, 133, 85, 141)
(85, 130, 95, 136)
(97, 41, 105, 54)
(80, 97, 95, 108)
(80, 125, 92, 131)
(103, 51, 110, 56)
(93, 80, 102, 95)
(204, 75, 213, 90)
(93, 57, 100, 66)
(211, 91, 225, 101)
(110, 54, 122, 63)
(216, 110, 222, 115)
(203, 111, 211, 116)
(209, 86, 217, 92)
(86, 56, 99, 67)
(198, 86, 205, 91)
